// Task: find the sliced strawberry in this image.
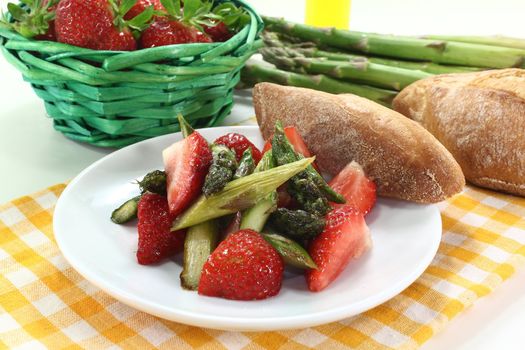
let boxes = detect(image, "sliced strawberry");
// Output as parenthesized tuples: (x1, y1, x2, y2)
(214, 133, 262, 165)
(198, 229, 284, 300)
(306, 206, 371, 292)
(162, 131, 212, 217)
(329, 161, 376, 215)
(137, 193, 186, 265)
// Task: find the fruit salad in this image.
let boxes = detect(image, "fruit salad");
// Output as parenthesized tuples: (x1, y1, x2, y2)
(2, 0, 249, 50)
(111, 115, 376, 300)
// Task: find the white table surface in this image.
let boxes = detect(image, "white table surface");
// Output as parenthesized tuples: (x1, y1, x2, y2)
(1, 0, 524, 348)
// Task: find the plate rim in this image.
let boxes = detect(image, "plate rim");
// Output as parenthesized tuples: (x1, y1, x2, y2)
(53, 125, 442, 331)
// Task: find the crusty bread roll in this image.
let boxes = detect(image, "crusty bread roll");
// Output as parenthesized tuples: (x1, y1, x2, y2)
(253, 82, 465, 203)
(393, 68, 525, 196)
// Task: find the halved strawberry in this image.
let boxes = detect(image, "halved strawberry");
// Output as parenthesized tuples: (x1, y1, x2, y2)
(137, 193, 186, 265)
(306, 205, 371, 292)
(162, 131, 212, 217)
(214, 133, 262, 164)
(328, 161, 376, 215)
(198, 229, 284, 300)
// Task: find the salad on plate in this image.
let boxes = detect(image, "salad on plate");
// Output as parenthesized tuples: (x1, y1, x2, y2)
(110, 115, 377, 300)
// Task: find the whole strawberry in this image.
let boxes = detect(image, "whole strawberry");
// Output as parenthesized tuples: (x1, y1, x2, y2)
(198, 229, 284, 300)
(55, 0, 137, 50)
(124, 0, 164, 20)
(137, 192, 186, 265)
(203, 22, 232, 42)
(214, 133, 263, 164)
(140, 17, 211, 48)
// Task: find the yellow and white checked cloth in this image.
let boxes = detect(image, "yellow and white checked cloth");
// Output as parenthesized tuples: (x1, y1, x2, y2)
(1, 183, 525, 349)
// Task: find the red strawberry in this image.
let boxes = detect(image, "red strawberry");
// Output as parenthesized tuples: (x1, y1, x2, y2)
(306, 206, 371, 292)
(162, 131, 212, 217)
(198, 229, 284, 300)
(124, 0, 163, 20)
(139, 18, 211, 48)
(214, 133, 263, 164)
(329, 161, 376, 215)
(203, 21, 232, 42)
(137, 193, 186, 265)
(55, 0, 137, 50)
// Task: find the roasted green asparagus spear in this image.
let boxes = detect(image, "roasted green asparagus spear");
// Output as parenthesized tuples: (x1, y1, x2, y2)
(137, 170, 166, 195)
(271, 121, 344, 213)
(202, 144, 238, 197)
(269, 208, 325, 240)
(239, 151, 278, 232)
(180, 220, 219, 290)
(233, 148, 255, 180)
(110, 196, 141, 224)
(111, 169, 168, 224)
(171, 157, 314, 230)
(262, 232, 317, 269)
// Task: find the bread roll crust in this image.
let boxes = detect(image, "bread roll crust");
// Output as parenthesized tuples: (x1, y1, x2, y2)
(253, 83, 465, 203)
(393, 68, 525, 196)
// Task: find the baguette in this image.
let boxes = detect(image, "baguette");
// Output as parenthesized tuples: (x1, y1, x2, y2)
(393, 68, 525, 196)
(253, 83, 465, 203)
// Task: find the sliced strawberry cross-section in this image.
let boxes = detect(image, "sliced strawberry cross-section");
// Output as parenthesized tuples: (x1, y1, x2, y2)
(306, 205, 372, 292)
(329, 161, 377, 215)
(163, 131, 212, 218)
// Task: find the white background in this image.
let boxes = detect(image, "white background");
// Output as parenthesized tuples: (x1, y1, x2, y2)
(1, 0, 524, 349)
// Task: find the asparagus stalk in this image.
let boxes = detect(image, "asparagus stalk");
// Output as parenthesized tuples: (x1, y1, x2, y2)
(180, 220, 219, 290)
(263, 16, 525, 68)
(261, 34, 481, 74)
(111, 196, 141, 224)
(262, 233, 317, 269)
(261, 47, 431, 90)
(423, 35, 525, 50)
(241, 63, 397, 107)
(239, 151, 277, 232)
(171, 157, 314, 230)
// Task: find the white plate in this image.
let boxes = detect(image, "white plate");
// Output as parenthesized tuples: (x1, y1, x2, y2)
(53, 125, 442, 331)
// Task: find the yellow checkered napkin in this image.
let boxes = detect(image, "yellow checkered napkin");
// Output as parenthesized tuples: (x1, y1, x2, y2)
(1, 184, 525, 350)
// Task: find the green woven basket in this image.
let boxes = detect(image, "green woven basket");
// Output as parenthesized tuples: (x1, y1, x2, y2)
(0, 0, 263, 147)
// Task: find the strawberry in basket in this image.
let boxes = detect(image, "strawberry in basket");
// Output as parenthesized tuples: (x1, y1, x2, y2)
(140, 0, 249, 47)
(2, 0, 250, 49)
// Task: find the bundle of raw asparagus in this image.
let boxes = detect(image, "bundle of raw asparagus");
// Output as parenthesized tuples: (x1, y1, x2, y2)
(241, 16, 525, 106)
